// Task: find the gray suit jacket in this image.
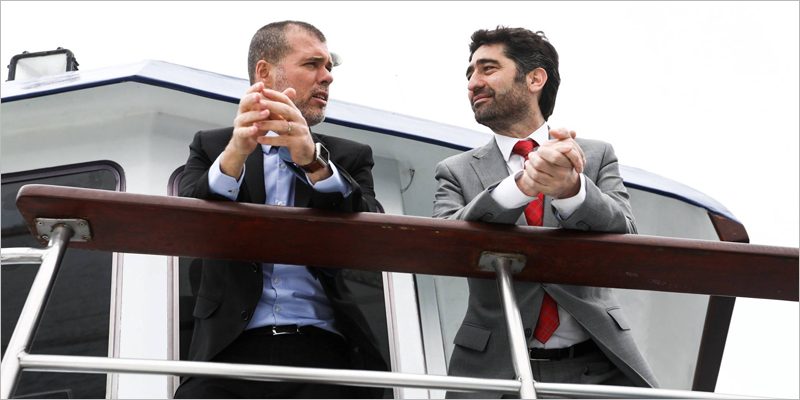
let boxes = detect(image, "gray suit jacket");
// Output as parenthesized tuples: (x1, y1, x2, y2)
(433, 136, 659, 398)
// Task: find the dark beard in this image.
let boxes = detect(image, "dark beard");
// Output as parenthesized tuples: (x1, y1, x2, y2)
(296, 101, 325, 127)
(275, 70, 326, 127)
(472, 81, 532, 132)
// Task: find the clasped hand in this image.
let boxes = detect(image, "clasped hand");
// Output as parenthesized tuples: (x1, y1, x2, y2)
(229, 82, 316, 166)
(516, 127, 585, 199)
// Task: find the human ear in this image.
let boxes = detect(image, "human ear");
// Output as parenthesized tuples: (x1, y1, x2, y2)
(256, 60, 276, 89)
(528, 67, 548, 94)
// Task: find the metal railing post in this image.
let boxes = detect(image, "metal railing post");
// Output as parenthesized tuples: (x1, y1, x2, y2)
(494, 257, 537, 399)
(1, 225, 74, 399)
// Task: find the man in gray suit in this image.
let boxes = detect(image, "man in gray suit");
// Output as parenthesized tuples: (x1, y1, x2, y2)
(434, 27, 659, 398)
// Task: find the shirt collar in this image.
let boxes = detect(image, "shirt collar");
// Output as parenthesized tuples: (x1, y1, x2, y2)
(494, 122, 550, 162)
(261, 131, 280, 154)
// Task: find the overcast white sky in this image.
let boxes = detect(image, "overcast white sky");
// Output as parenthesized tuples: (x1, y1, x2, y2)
(2, 1, 798, 398)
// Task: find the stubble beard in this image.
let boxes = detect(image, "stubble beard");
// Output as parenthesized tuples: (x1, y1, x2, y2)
(472, 80, 532, 132)
(275, 70, 327, 127)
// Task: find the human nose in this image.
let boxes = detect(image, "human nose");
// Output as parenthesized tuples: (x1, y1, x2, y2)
(467, 73, 483, 93)
(320, 68, 333, 85)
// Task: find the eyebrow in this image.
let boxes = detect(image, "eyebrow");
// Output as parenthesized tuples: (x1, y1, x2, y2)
(304, 56, 333, 70)
(466, 58, 500, 78)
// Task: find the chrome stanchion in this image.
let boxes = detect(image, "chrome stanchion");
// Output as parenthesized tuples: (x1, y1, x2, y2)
(1, 225, 74, 399)
(493, 256, 537, 399)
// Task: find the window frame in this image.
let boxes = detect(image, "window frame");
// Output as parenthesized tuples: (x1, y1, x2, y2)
(1, 160, 126, 399)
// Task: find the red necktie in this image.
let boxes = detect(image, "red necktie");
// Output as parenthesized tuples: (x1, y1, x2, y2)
(511, 139, 560, 344)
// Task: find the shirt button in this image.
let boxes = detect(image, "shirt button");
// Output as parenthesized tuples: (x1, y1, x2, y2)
(275, 306, 281, 312)
(230, 189, 237, 194)
(240, 311, 249, 321)
(525, 328, 532, 338)
(280, 164, 287, 170)
(277, 201, 285, 206)
(273, 278, 280, 284)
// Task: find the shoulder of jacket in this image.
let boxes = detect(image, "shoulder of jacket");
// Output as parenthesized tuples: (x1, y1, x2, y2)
(439, 146, 481, 166)
(315, 132, 371, 152)
(575, 137, 611, 149)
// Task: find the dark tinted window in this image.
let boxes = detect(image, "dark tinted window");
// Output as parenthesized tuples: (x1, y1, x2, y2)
(2, 167, 119, 399)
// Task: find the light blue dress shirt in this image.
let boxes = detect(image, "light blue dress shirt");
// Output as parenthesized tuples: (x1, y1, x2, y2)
(208, 135, 352, 336)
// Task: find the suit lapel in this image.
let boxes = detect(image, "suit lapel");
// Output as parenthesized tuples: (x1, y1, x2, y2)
(542, 129, 558, 228)
(471, 136, 561, 227)
(543, 195, 557, 227)
(470, 139, 510, 191)
(244, 148, 266, 204)
(294, 175, 312, 207)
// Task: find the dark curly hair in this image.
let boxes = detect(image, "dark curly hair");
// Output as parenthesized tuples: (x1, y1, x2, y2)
(469, 27, 560, 120)
(247, 21, 326, 84)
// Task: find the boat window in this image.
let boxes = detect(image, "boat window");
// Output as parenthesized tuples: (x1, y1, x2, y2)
(416, 274, 468, 382)
(166, 166, 393, 398)
(1, 161, 123, 399)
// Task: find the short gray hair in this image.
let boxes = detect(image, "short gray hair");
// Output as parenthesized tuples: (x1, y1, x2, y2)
(247, 21, 326, 84)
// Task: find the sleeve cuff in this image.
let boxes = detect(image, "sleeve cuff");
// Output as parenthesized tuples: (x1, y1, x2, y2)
(304, 162, 352, 197)
(490, 172, 537, 209)
(208, 154, 245, 201)
(552, 174, 586, 220)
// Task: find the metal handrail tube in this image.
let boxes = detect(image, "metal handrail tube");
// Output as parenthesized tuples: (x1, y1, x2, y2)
(16, 353, 764, 399)
(18, 353, 521, 394)
(494, 257, 536, 398)
(0, 226, 73, 399)
(0, 247, 48, 265)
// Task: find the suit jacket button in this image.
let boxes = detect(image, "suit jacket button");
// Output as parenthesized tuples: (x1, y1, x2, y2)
(241, 311, 249, 321)
(251, 263, 259, 272)
(525, 328, 532, 338)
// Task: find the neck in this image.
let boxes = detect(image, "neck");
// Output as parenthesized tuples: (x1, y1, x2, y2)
(494, 115, 546, 139)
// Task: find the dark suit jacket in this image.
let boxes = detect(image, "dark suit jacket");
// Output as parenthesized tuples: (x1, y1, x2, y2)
(178, 127, 388, 395)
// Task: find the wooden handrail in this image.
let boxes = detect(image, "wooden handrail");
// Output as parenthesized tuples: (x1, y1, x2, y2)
(15, 184, 798, 301)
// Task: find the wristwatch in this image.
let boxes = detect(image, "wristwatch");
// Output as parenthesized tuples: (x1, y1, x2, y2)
(299, 142, 330, 173)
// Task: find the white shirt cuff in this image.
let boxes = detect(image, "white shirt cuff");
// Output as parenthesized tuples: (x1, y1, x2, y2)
(208, 154, 245, 201)
(304, 162, 352, 197)
(490, 173, 537, 209)
(552, 174, 586, 220)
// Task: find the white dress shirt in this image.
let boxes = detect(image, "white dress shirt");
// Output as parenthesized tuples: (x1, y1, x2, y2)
(489, 123, 592, 349)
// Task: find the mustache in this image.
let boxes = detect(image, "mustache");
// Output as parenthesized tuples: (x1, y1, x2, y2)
(310, 85, 329, 95)
(472, 88, 495, 105)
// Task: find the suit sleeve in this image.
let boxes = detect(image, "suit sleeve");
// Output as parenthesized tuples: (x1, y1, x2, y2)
(433, 160, 526, 224)
(305, 143, 378, 213)
(178, 131, 245, 202)
(556, 142, 637, 234)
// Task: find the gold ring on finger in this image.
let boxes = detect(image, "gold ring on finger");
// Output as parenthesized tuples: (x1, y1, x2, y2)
(286, 121, 292, 134)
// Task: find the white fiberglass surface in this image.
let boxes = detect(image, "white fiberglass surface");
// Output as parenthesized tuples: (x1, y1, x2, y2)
(1, 80, 739, 398)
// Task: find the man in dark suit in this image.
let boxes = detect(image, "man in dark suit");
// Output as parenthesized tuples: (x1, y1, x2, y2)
(434, 27, 658, 398)
(174, 21, 386, 399)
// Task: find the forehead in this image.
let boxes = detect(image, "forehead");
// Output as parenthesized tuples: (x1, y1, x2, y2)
(284, 29, 331, 62)
(469, 43, 511, 66)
